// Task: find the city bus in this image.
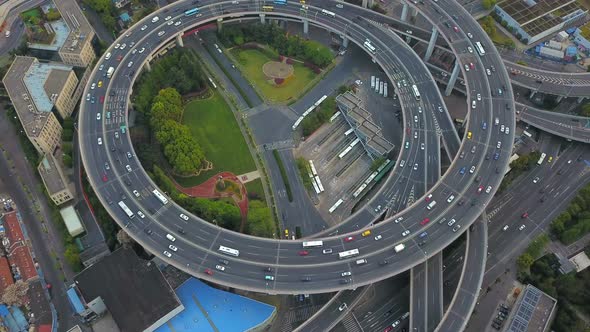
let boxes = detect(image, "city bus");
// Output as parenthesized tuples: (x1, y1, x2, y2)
(475, 42, 485, 56)
(363, 41, 376, 54)
(274, 0, 287, 4)
(321, 9, 336, 18)
(152, 189, 169, 205)
(118, 201, 135, 219)
(219, 245, 240, 257)
(537, 152, 547, 165)
(302, 241, 323, 248)
(184, 8, 199, 16)
(338, 249, 360, 259)
(411, 84, 421, 101)
(262, 5, 274, 11)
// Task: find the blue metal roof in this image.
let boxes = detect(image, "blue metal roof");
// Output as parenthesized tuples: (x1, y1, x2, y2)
(67, 288, 85, 314)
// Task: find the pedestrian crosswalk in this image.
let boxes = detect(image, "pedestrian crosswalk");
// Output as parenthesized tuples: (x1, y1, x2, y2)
(341, 313, 363, 332)
(279, 305, 323, 332)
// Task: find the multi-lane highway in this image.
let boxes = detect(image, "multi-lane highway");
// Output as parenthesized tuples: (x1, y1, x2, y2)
(79, 0, 514, 294)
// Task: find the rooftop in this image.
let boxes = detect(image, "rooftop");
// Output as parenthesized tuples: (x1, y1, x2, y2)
(155, 278, 275, 332)
(38, 154, 68, 197)
(497, 0, 587, 37)
(54, 0, 94, 56)
(0, 257, 14, 294)
(27, 19, 70, 52)
(74, 248, 182, 332)
(506, 285, 557, 332)
(27, 280, 53, 325)
(2, 57, 72, 138)
(1, 211, 38, 281)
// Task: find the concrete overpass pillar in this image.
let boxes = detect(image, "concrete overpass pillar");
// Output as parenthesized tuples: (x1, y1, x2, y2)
(176, 33, 184, 47)
(424, 26, 439, 62)
(445, 61, 460, 96)
(303, 19, 309, 34)
(529, 91, 536, 99)
(217, 18, 223, 32)
(260, 13, 265, 24)
(342, 36, 349, 48)
(144, 60, 151, 72)
(401, 3, 409, 21)
(556, 95, 564, 103)
(411, 7, 418, 19)
(578, 96, 585, 103)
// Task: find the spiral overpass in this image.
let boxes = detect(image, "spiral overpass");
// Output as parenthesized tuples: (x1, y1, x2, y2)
(79, 0, 515, 294)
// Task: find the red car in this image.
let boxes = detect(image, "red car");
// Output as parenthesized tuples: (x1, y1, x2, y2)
(469, 62, 475, 70)
(204, 268, 213, 275)
(384, 327, 393, 332)
(477, 185, 484, 194)
(102, 174, 108, 182)
(99, 96, 105, 104)
(522, 212, 529, 218)
(406, 127, 411, 135)
(116, 55, 123, 61)
(425, 194, 432, 202)
(344, 236, 355, 242)
(453, 26, 459, 32)
(298, 250, 309, 256)
(420, 218, 430, 226)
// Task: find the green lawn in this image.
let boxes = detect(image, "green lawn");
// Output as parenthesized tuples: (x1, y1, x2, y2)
(20, 8, 41, 20)
(245, 178, 266, 202)
(231, 48, 316, 103)
(175, 91, 257, 186)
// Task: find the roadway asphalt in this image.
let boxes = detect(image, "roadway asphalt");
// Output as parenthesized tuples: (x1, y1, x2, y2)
(369, 8, 590, 98)
(519, 105, 590, 143)
(78, 0, 513, 294)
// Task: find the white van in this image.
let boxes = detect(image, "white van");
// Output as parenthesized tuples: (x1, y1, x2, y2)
(166, 233, 176, 242)
(105, 52, 112, 60)
(355, 259, 367, 265)
(426, 200, 437, 210)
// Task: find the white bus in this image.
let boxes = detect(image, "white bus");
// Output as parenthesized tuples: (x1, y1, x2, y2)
(309, 160, 318, 176)
(302, 241, 323, 248)
(475, 42, 485, 56)
(219, 245, 240, 257)
(118, 201, 135, 219)
(537, 152, 547, 165)
(344, 128, 354, 136)
(152, 189, 169, 205)
(363, 41, 376, 54)
(411, 84, 421, 101)
(426, 200, 437, 210)
(329, 199, 344, 213)
(321, 9, 336, 17)
(338, 249, 360, 259)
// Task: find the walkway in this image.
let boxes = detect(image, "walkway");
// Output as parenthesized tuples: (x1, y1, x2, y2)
(173, 171, 249, 222)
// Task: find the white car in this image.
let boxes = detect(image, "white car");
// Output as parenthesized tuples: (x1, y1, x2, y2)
(168, 244, 178, 251)
(163, 251, 172, 258)
(139, 47, 145, 53)
(141, 25, 148, 31)
(472, 100, 477, 109)
(96, 113, 101, 120)
(519, 225, 526, 231)
(438, 106, 443, 112)
(467, 32, 473, 39)
(158, 31, 165, 37)
(418, 107, 423, 113)
(151, 16, 159, 23)
(486, 68, 491, 76)
(394, 217, 403, 224)
(414, 131, 418, 139)
(131, 49, 137, 54)
(500, 125, 505, 133)
(374, 235, 382, 241)
(505, 127, 510, 135)
(167, 20, 174, 26)
(338, 303, 347, 312)
(216, 265, 226, 271)
(341, 271, 351, 277)
(464, 64, 470, 72)
(467, 46, 473, 53)
(502, 225, 509, 231)
(420, 143, 425, 150)
(97, 137, 102, 145)
(133, 190, 140, 197)
(114, 43, 120, 49)
(413, 163, 418, 170)
(137, 211, 145, 219)
(98, 64, 104, 71)
(485, 185, 492, 194)
(120, 43, 126, 50)
(336, 3, 344, 8)
(402, 230, 410, 237)
(91, 83, 96, 89)
(164, 15, 172, 21)
(495, 117, 500, 126)
(174, 21, 182, 26)
(179, 213, 189, 221)
(469, 166, 476, 174)
(477, 93, 481, 101)
(126, 165, 132, 172)
(533, 177, 540, 184)
(447, 195, 455, 203)
(414, 115, 418, 123)
(127, 61, 133, 68)
(496, 141, 502, 149)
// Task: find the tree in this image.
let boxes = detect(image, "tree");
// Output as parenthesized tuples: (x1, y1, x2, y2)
(247, 200, 274, 237)
(45, 8, 61, 21)
(62, 154, 73, 168)
(1, 281, 29, 306)
(116, 229, 134, 247)
(64, 243, 81, 270)
(517, 253, 534, 272)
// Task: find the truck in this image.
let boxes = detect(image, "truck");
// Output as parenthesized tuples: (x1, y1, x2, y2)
(106, 66, 115, 79)
(394, 243, 405, 253)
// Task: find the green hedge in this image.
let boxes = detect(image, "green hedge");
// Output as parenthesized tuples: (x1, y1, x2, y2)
(272, 150, 293, 202)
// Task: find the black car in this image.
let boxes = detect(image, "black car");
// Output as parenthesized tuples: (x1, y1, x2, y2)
(144, 228, 153, 235)
(178, 228, 186, 234)
(301, 276, 312, 282)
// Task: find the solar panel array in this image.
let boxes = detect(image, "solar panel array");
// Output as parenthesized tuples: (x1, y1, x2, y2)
(507, 286, 542, 332)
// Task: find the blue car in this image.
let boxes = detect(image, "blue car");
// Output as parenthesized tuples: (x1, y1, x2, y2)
(419, 231, 428, 238)
(482, 122, 487, 130)
(494, 152, 500, 160)
(460, 167, 466, 175)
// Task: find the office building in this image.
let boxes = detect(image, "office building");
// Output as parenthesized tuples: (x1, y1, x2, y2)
(38, 154, 74, 206)
(54, 0, 96, 67)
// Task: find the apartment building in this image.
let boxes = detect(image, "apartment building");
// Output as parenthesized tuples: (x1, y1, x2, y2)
(38, 154, 74, 206)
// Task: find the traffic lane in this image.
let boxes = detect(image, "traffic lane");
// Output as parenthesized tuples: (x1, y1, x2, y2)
(427, 253, 444, 330)
(410, 262, 427, 332)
